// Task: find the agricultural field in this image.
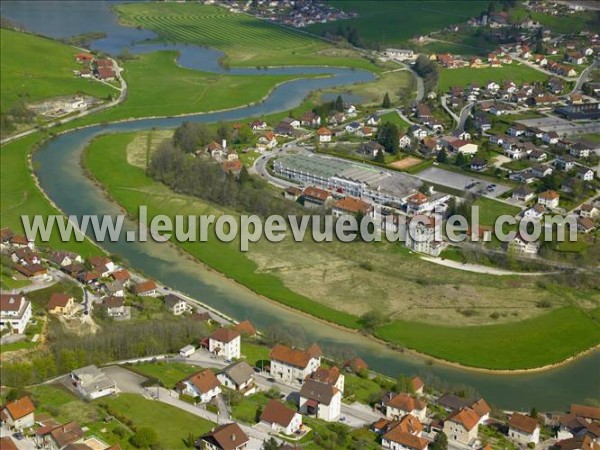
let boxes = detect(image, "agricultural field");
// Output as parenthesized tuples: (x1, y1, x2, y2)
(114, 3, 379, 71)
(82, 130, 600, 369)
(306, 0, 489, 47)
(438, 64, 549, 91)
(0, 28, 114, 114)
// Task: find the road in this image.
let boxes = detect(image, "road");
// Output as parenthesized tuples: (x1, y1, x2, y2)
(567, 60, 598, 95)
(440, 95, 461, 127)
(1, 57, 128, 145)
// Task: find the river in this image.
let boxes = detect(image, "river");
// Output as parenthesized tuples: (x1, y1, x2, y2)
(3, 0, 599, 410)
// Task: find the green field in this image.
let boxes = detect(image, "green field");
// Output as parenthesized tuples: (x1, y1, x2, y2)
(82, 131, 600, 369)
(379, 111, 410, 131)
(306, 1, 489, 47)
(473, 197, 521, 227)
(376, 307, 600, 370)
(0, 28, 114, 114)
(438, 64, 549, 91)
(126, 362, 200, 388)
(115, 3, 378, 71)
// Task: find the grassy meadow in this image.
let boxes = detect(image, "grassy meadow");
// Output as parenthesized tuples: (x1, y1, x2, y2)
(0, 28, 114, 114)
(115, 2, 379, 71)
(82, 130, 600, 369)
(438, 64, 549, 91)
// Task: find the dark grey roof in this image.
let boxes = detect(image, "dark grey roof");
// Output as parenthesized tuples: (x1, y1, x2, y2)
(164, 294, 185, 308)
(299, 379, 337, 406)
(436, 393, 470, 411)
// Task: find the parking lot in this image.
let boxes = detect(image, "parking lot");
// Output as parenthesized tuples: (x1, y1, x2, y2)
(416, 167, 511, 198)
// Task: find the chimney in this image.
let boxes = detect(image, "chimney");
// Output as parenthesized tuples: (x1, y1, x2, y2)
(231, 433, 236, 441)
(222, 139, 227, 150)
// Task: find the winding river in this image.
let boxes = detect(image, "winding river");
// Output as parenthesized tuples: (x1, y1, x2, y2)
(3, 0, 599, 410)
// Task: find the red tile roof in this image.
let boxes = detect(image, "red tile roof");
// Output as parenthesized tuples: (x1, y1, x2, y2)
(571, 404, 600, 421)
(332, 197, 372, 215)
(509, 413, 539, 434)
(269, 344, 317, 369)
(260, 399, 297, 427)
(233, 320, 256, 336)
(386, 393, 426, 412)
(446, 408, 480, 431)
(47, 293, 72, 310)
(185, 369, 220, 394)
(210, 328, 241, 344)
(201, 423, 248, 450)
(3, 396, 35, 420)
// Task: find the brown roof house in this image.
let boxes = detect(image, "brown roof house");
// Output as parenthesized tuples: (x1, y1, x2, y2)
(199, 422, 248, 450)
(2, 396, 35, 429)
(260, 399, 302, 435)
(444, 407, 481, 445)
(178, 369, 221, 404)
(508, 413, 541, 445)
(298, 378, 341, 422)
(269, 343, 322, 383)
(208, 328, 241, 360)
(48, 422, 84, 449)
(309, 366, 345, 393)
(217, 361, 256, 396)
(47, 293, 76, 316)
(233, 320, 256, 337)
(343, 356, 368, 374)
(571, 404, 600, 422)
(0, 294, 32, 334)
(131, 280, 158, 296)
(382, 414, 429, 450)
(331, 197, 373, 218)
(383, 393, 427, 422)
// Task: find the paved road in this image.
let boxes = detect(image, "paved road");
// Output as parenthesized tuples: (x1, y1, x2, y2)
(420, 256, 550, 276)
(567, 60, 598, 95)
(440, 95, 460, 127)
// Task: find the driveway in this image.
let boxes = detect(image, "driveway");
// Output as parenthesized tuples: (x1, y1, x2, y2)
(102, 365, 147, 394)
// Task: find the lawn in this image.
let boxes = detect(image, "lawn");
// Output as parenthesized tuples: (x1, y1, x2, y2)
(230, 391, 271, 423)
(115, 3, 379, 71)
(376, 307, 600, 370)
(125, 362, 199, 388)
(344, 373, 384, 405)
(241, 341, 270, 368)
(379, 111, 410, 131)
(438, 64, 548, 91)
(28, 384, 101, 424)
(99, 393, 214, 449)
(306, 1, 489, 47)
(0, 29, 114, 115)
(473, 197, 521, 227)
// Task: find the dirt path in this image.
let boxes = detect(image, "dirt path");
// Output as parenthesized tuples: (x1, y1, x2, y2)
(420, 256, 549, 276)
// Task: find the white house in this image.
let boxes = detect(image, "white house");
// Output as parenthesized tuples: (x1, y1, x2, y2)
(208, 328, 241, 360)
(382, 416, 429, 450)
(269, 343, 322, 382)
(70, 365, 117, 400)
(399, 134, 412, 149)
(450, 139, 478, 155)
(542, 131, 559, 145)
(508, 413, 541, 445)
(576, 166, 595, 181)
(217, 361, 256, 396)
(384, 393, 427, 422)
(508, 234, 540, 255)
(260, 399, 303, 435)
(178, 369, 221, 403)
(298, 379, 341, 422)
(200, 423, 248, 450)
(1, 396, 35, 430)
(0, 294, 32, 334)
(317, 126, 333, 143)
(444, 408, 480, 445)
(310, 366, 345, 393)
(164, 294, 189, 316)
(524, 204, 546, 221)
(538, 190, 560, 209)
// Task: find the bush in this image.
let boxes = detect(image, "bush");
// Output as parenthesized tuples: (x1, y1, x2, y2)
(536, 299, 552, 308)
(113, 425, 127, 438)
(130, 427, 158, 448)
(489, 312, 500, 320)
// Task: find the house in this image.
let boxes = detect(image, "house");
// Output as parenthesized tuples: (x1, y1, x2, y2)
(47, 422, 84, 449)
(1, 396, 35, 429)
(250, 120, 267, 130)
(555, 155, 576, 171)
(284, 186, 302, 202)
(508, 124, 527, 137)
(331, 197, 373, 218)
(512, 185, 534, 202)
(281, 117, 301, 128)
(569, 143, 591, 158)
(47, 293, 76, 315)
(361, 141, 385, 157)
(528, 150, 547, 163)
(70, 365, 117, 400)
(233, 320, 256, 337)
(10, 248, 41, 266)
(131, 280, 158, 296)
(302, 187, 331, 208)
(577, 217, 596, 234)
(538, 190, 560, 209)
(357, 126, 374, 138)
(199, 423, 248, 450)
(382, 419, 429, 450)
(275, 122, 295, 136)
(508, 413, 541, 445)
(570, 404, 600, 422)
(14, 263, 48, 280)
(260, 399, 302, 435)
(366, 114, 380, 126)
(301, 111, 321, 127)
(208, 328, 241, 360)
(9, 234, 34, 249)
(508, 234, 540, 256)
(383, 393, 427, 421)
(103, 280, 125, 297)
(269, 343, 322, 382)
(450, 139, 478, 155)
(576, 166, 595, 181)
(411, 126, 429, 139)
(470, 157, 487, 172)
(580, 204, 599, 219)
(164, 294, 189, 315)
(524, 204, 546, 221)
(111, 269, 130, 285)
(345, 121, 361, 134)
(180, 345, 196, 358)
(405, 216, 447, 257)
(405, 192, 430, 215)
(101, 296, 125, 318)
(49, 251, 83, 267)
(317, 126, 333, 143)
(0, 294, 32, 334)
(436, 393, 470, 412)
(178, 369, 221, 403)
(310, 366, 345, 393)
(543, 131, 560, 145)
(399, 134, 412, 149)
(444, 408, 480, 445)
(411, 377, 424, 396)
(298, 378, 341, 422)
(343, 356, 368, 374)
(327, 112, 346, 125)
(256, 132, 277, 152)
(532, 164, 552, 178)
(217, 361, 256, 396)
(470, 399, 491, 425)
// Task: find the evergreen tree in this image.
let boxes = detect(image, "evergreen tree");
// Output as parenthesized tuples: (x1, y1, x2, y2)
(431, 432, 448, 450)
(377, 122, 400, 154)
(382, 92, 391, 108)
(437, 148, 448, 163)
(335, 95, 344, 112)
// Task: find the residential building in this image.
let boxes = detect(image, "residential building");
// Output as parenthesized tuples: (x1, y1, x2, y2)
(405, 216, 447, 257)
(298, 378, 342, 422)
(577, 217, 596, 234)
(343, 357, 368, 374)
(444, 407, 480, 445)
(178, 369, 221, 403)
(383, 393, 427, 421)
(101, 296, 125, 318)
(233, 320, 256, 337)
(269, 343, 322, 382)
(382, 415, 428, 450)
(49, 251, 83, 267)
(199, 423, 248, 450)
(208, 328, 241, 360)
(217, 361, 256, 396)
(47, 422, 84, 449)
(260, 399, 302, 435)
(576, 166, 595, 181)
(512, 185, 534, 202)
(580, 204, 599, 219)
(317, 126, 333, 143)
(164, 294, 189, 315)
(310, 366, 345, 393)
(411, 377, 425, 396)
(532, 164, 552, 178)
(570, 404, 600, 422)
(538, 190, 560, 209)
(470, 398, 492, 425)
(508, 413, 541, 445)
(1, 396, 35, 429)
(450, 139, 478, 155)
(0, 294, 32, 334)
(331, 197, 373, 218)
(302, 187, 331, 208)
(131, 280, 158, 296)
(508, 234, 540, 255)
(70, 365, 117, 400)
(47, 293, 76, 315)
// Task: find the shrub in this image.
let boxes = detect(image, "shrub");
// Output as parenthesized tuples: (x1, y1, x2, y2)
(130, 427, 158, 448)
